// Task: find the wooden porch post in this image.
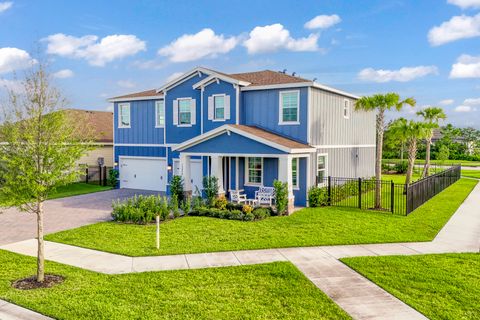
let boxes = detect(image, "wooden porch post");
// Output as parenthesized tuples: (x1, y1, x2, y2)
(211, 155, 225, 195)
(278, 155, 295, 214)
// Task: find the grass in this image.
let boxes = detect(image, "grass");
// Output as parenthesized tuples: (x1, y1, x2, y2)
(384, 158, 480, 167)
(382, 173, 421, 184)
(342, 253, 480, 320)
(45, 178, 478, 256)
(0, 250, 350, 320)
(0, 183, 112, 206)
(461, 169, 480, 179)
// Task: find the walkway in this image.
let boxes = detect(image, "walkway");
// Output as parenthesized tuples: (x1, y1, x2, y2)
(1, 182, 479, 320)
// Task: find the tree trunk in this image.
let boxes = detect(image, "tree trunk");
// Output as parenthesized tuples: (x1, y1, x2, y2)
(36, 201, 45, 283)
(422, 136, 432, 178)
(400, 142, 405, 161)
(406, 139, 417, 186)
(375, 111, 384, 209)
(156, 215, 160, 250)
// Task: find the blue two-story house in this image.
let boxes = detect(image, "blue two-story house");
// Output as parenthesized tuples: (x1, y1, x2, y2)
(109, 67, 375, 211)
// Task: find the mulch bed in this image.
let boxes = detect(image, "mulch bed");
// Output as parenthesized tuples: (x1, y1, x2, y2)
(12, 275, 64, 290)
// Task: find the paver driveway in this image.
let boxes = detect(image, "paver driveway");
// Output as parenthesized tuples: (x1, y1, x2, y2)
(0, 189, 160, 245)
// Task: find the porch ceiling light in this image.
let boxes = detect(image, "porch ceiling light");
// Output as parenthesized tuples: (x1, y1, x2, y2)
(167, 165, 172, 171)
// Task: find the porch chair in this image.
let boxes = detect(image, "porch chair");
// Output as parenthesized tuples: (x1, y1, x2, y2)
(255, 186, 275, 206)
(230, 189, 247, 204)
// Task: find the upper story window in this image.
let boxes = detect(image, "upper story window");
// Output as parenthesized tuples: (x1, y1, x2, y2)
(118, 103, 131, 128)
(155, 100, 165, 127)
(343, 99, 350, 119)
(279, 90, 299, 124)
(317, 154, 328, 186)
(246, 157, 262, 185)
(292, 158, 299, 189)
(178, 98, 192, 125)
(214, 95, 225, 120)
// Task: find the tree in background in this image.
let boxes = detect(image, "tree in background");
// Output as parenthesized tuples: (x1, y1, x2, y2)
(459, 127, 480, 155)
(0, 63, 94, 284)
(416, 107, 446, 178)
(355, 93, 415, 208)
(390, 119, 429, 185)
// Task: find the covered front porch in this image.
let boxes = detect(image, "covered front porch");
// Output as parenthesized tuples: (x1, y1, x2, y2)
(173, 125, 316, 209)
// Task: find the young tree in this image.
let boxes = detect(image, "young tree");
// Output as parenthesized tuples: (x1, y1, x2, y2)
(355, 93, 415, 208)
(0, 63, 94, 283)
(416, 107, 446, 178)
(390, 119, 429, 185)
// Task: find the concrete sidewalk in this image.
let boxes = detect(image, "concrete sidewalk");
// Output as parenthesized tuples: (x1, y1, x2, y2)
(1, 182, 479, 320)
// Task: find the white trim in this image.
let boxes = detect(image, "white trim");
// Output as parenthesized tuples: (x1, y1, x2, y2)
(180, 152, 312, 158)
(278, 90, 300, 125)
(200, 87, 204, 134)
(241, 82, 313, 91)
(119, 155, 166, 161)
(307, 86, 312, 144)
(312, 83, 360, 100)
(314, 144, 376, 149)
(192, 74, 250, 89)
(244, 156, 263, 186)
(235, 84, 240, 125)
(291, 157, 299, 190)
(155, 100, 165, 128)
(163, 91, 167, 144)
(235, 156, 239, 189)
(316, 153, 328, 186)
(157, 67, 215, 93)
(212, 94, 226, 121)
(108, 96, 163, 103)
(118, 103, 131, 128)
(343, 99, 350, 119)
(114, 143, 177, 147)
(177, 97, 193, 126)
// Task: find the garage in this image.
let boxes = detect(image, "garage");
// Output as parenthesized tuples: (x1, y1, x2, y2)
(119, 157, 167, 191)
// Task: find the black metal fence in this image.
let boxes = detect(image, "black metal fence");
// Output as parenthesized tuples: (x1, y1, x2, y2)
(316, 165, 461, 215)
(79, 166, 112, 186)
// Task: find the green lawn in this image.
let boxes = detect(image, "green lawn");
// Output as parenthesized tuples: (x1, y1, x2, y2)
(461, 169, 480, 179)
(384, 158, 480, 167)
(45, 179, 477, 256)
(0, 250, 349, 320)
(382, 173, 421, 184)
(342, 253, 480, 320)
(0, 183, 112, 206)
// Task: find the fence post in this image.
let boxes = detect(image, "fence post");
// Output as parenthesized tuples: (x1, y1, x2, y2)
(390, 180, 395, 214)
(327, 176, 332, 206)
(85, 167, 89, 184)
(103, 166, 107, 186)
(358, 177, 362, 209)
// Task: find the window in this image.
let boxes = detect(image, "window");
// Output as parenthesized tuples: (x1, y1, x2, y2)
(214, 95, 225, 120)
(155, 100, 165, 127)
(317, 154, 327, 185)
(246, 157, 262, 185)
(343, 99, 350, 119)
(118, 103, 130, 128)
(292, 158, 299, 188)
(178, 99, 192, 125)
(279, 91, 299, 124)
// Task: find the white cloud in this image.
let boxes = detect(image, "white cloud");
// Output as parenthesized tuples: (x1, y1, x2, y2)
(158, 28, 237, 62)
(439, 99, 455, 106)
(0, 78, 22, 93)
(117, 80, 136, 88)
(450, 54, 480, 78)
(53, 69, 74, 79)
(165, 72, 184, 83)
(428, 13, 480, 46)
(358, 65, 438, 82)
(44, 33, 146, 66)
(448, 0, 480, 9)
(304, 14, 341, 29)
(244, 24, 319, 54)
(0, 47, 37, 74)
(0, 1, 12, 13)
(455, 105, 476, 112)
(464, 97, 480, 105)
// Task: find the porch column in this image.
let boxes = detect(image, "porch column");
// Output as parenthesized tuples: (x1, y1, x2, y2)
(278, 155, 295, 214)
(210, 155, 225, 195)
(180, 154, 192, 195)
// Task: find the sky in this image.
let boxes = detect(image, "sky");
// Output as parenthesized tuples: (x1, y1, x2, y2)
(0, 0, 479, 127)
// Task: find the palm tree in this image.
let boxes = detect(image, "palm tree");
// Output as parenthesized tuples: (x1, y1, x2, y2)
(355, 93, 416, 208)
(390, 119, 430, 185)
(416, 107, 446, 178)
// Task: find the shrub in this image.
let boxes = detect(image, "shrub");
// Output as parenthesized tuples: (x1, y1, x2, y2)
(308, 186, 328, 207)
(170, 175, 184, 203)
(226, 202, 243, 211)
(108, 168, 119, 187)
(242, 204, 253, 214)
(394, 161, 408, 174)
(243, 212, 255, 221)
(169, 194, 180, 218)
(273, 180, 288, 215)
(203, 176, 219, 206)
(252, 207, 271, 220)
(112, 195, 169, 224)
(181, 197, 191, 214)
(230, 209, 243, 220)
(192, 196, 203, 211)
(214, 195, 228, 210)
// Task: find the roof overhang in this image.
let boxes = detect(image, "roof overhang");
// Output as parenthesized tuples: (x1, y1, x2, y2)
(156, 67, 217, 93)
(173, 125, 316, 154)
(108, 95, 164, 103)
(192, 74, 251, 89)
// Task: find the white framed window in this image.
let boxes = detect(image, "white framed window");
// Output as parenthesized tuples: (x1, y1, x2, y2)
(213, 94, 225, 120)
(118, 103, 131, 128)
(292, 157, 299, 189)
(279, 90, 300, 124)
(155, 100, 165, 127)
(246, 157, 263, 185)
(178, 98, 192, 125)
(343, 99, 350, 119)
(317, 154, 328, 186)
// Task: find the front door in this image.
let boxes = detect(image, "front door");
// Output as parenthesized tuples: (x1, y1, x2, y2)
(190, 159, 203, 196)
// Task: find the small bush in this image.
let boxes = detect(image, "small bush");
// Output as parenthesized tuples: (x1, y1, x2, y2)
(112, 195, 169, 224)
(170, 175, 184, 203)
(308, 186, 328, 207)
(203, 176, 219, 206)
(108, 168, 119, 187)
(243, 212, 255, 221)
(181, 197, 191, 214)
(394, 161, 408, 174)
(214, 195, 228, 210)
(170, 194, 180, 218)
(252, 207, 271, 220)
(242, 204, 253, 214)
(273, 180, 288, 215)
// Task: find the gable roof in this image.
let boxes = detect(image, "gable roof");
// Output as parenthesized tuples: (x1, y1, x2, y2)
(64, 109, 113, 143)
(173, 124, 315, 154)
(109, 89, 163, 102)
(229, 70, 310, 86)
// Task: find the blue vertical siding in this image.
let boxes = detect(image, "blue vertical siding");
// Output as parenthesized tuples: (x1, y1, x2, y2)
(114, 100, 165, 144)
(114, 146, 166, 163)
(242, 87, 308, 144)
(203, 79, 237, 132)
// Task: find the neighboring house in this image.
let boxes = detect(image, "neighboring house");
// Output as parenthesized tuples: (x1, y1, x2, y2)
(109, 67, 375, 209)
(66, 109, 114, 167)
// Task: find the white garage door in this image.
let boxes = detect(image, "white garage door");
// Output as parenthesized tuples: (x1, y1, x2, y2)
(119, 157, 167, 191)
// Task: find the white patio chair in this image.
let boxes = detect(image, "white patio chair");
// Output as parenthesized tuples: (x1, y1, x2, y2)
(255, 186, 275, 206)
(230, 189, 247, 204)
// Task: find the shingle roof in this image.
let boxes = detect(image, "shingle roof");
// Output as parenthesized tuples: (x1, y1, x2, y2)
(229, 124, 312, 150)
(111, 89, 162, 100)
(64, 109, 113, 143)
(228, 70, 311, 86)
